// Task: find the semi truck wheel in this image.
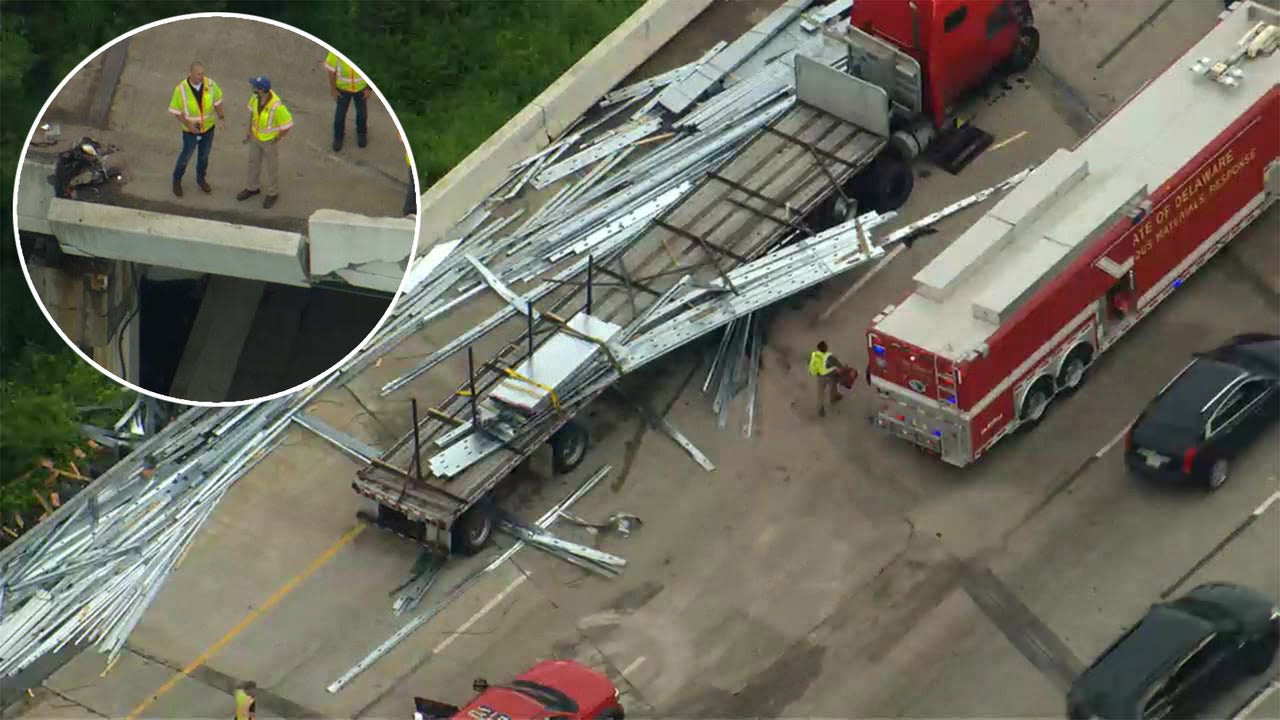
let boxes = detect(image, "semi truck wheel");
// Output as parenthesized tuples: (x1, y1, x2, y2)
(451, 499, 495, 556)
(1005, 26, 1040, 73)
(597, 706, 626, 720)
(551, 421, 589, 475)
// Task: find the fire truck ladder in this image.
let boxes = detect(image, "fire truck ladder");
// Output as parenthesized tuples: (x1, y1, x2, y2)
(934, 357, 957, 405)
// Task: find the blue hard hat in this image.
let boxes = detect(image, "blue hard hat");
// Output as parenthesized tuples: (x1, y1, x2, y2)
(250, 75, 271, 91)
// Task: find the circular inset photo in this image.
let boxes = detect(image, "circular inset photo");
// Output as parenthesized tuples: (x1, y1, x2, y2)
(12, 13, 421, 405)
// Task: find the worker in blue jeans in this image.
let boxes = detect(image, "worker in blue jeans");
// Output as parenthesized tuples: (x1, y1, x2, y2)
(325, 52, 368, 151)
(167, 63, 225, 196)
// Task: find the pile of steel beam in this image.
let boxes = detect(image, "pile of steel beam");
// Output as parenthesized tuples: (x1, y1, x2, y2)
(0, 401, 297, 677)
(0, 0, 1025, 682)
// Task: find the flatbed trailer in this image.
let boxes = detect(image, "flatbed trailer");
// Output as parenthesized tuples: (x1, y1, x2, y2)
(353, 0, 1041, 555)
(354, 98, 892, 554)
(865, 0, 1280, 466)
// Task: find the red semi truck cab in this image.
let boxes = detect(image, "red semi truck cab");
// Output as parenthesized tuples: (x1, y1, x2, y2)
(850, 0, 1037, 129)
(414, 660, 624, 720)
(865, 0, 1280, 466)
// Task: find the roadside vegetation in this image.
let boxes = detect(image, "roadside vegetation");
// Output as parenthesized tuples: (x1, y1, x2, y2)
(0, 0, 642, 535)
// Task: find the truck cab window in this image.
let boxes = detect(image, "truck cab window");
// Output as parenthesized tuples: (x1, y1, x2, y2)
(944, 5, 968, 32)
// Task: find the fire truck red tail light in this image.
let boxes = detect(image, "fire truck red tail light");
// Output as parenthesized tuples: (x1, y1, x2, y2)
(1181, 447, 1197, 474)
(896, 415, 905, 421)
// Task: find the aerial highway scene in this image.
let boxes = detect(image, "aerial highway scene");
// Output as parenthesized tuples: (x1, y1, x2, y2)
(2, 1, 1277, 719)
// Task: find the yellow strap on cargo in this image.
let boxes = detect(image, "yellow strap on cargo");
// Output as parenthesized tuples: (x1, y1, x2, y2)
(501, 367, 561, 412)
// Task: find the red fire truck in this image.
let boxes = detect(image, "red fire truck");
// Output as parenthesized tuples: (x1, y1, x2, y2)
(412, 660, 624, 720)
(865, 0, 1280, 467)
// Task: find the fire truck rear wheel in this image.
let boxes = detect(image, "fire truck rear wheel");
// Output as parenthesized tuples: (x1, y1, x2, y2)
(452, 499, 495, 556)
(1056, 347, 1094, 393)
(551, 421, 589, 475)
(1019, 379, 1054, 428)
(599, 706, 625, 720)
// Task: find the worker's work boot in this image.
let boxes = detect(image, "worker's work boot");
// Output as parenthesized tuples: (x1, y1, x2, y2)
(263, 195, 278, 209)
(333, 137, 343, 152)
(172, 180, 183, 197)
(236, 189, 259, 201)
(198, 179, 212, 194)
(357, 135, 367, 149)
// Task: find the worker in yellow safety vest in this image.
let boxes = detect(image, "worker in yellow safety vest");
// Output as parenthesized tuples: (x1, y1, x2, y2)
(324, 51, 369, 151)
(233, 681, 257, 720)
(236, 75, 293, 209)
(808, 340, 844, 418)
(168, 62, 225, 197)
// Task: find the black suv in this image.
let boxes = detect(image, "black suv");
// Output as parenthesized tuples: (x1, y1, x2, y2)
(1067, 582, 1279, 719)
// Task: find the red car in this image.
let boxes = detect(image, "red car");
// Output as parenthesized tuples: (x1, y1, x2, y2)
(415, 660, 624, 720)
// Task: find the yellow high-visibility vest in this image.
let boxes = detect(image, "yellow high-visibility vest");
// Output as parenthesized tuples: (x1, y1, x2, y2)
(168, 78, 223, 133)
(809, 351, 833, 376)
(233, 689, 254, 720)
(248, 91, 294, 142)
(324, 52, 367, 92)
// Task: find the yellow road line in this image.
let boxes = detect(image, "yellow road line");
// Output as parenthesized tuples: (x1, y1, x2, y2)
(990, 130, 1029, 152)
(125, 523, 366, 719)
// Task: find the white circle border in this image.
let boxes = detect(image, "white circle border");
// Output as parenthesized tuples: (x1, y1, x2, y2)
(10, 11, 423, 408)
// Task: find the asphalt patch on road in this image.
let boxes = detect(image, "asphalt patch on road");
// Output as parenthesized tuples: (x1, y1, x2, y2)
(609, 580, 665, 613)
(1219, 246, 1280, 312)
(1029, 59, 1101, 137)
(958, 562, 1085, 693)
(679, 641, 827, 719)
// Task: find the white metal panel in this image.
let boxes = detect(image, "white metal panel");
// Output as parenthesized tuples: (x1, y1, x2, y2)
(913, 215, 1015, 301)
(987, 148, 1089, 233)
(970, 236, 1073, 325)
(795, 55, 891, 136)
(489, 314, 622, 413)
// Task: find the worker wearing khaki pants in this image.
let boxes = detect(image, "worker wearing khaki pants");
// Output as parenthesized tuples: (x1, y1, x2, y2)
(237, 75, 293, 209)
(809, 341, 844, 418)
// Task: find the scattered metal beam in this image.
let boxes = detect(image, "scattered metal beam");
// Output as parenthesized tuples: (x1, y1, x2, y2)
(327, 466, 613, 694)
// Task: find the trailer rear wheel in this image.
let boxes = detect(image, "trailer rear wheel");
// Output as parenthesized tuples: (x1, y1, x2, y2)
(451, 499, 495, 556)
(551, 421, 589, 475)
(1005, 26, 1040, 73)
(849, 153, 915, 214)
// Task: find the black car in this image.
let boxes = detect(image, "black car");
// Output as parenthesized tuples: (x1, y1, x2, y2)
(1125, 334, 1280, 490)
(1067, 582, 1280, 720)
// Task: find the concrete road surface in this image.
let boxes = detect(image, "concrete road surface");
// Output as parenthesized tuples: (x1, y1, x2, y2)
(15, 1, 1280, 719)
